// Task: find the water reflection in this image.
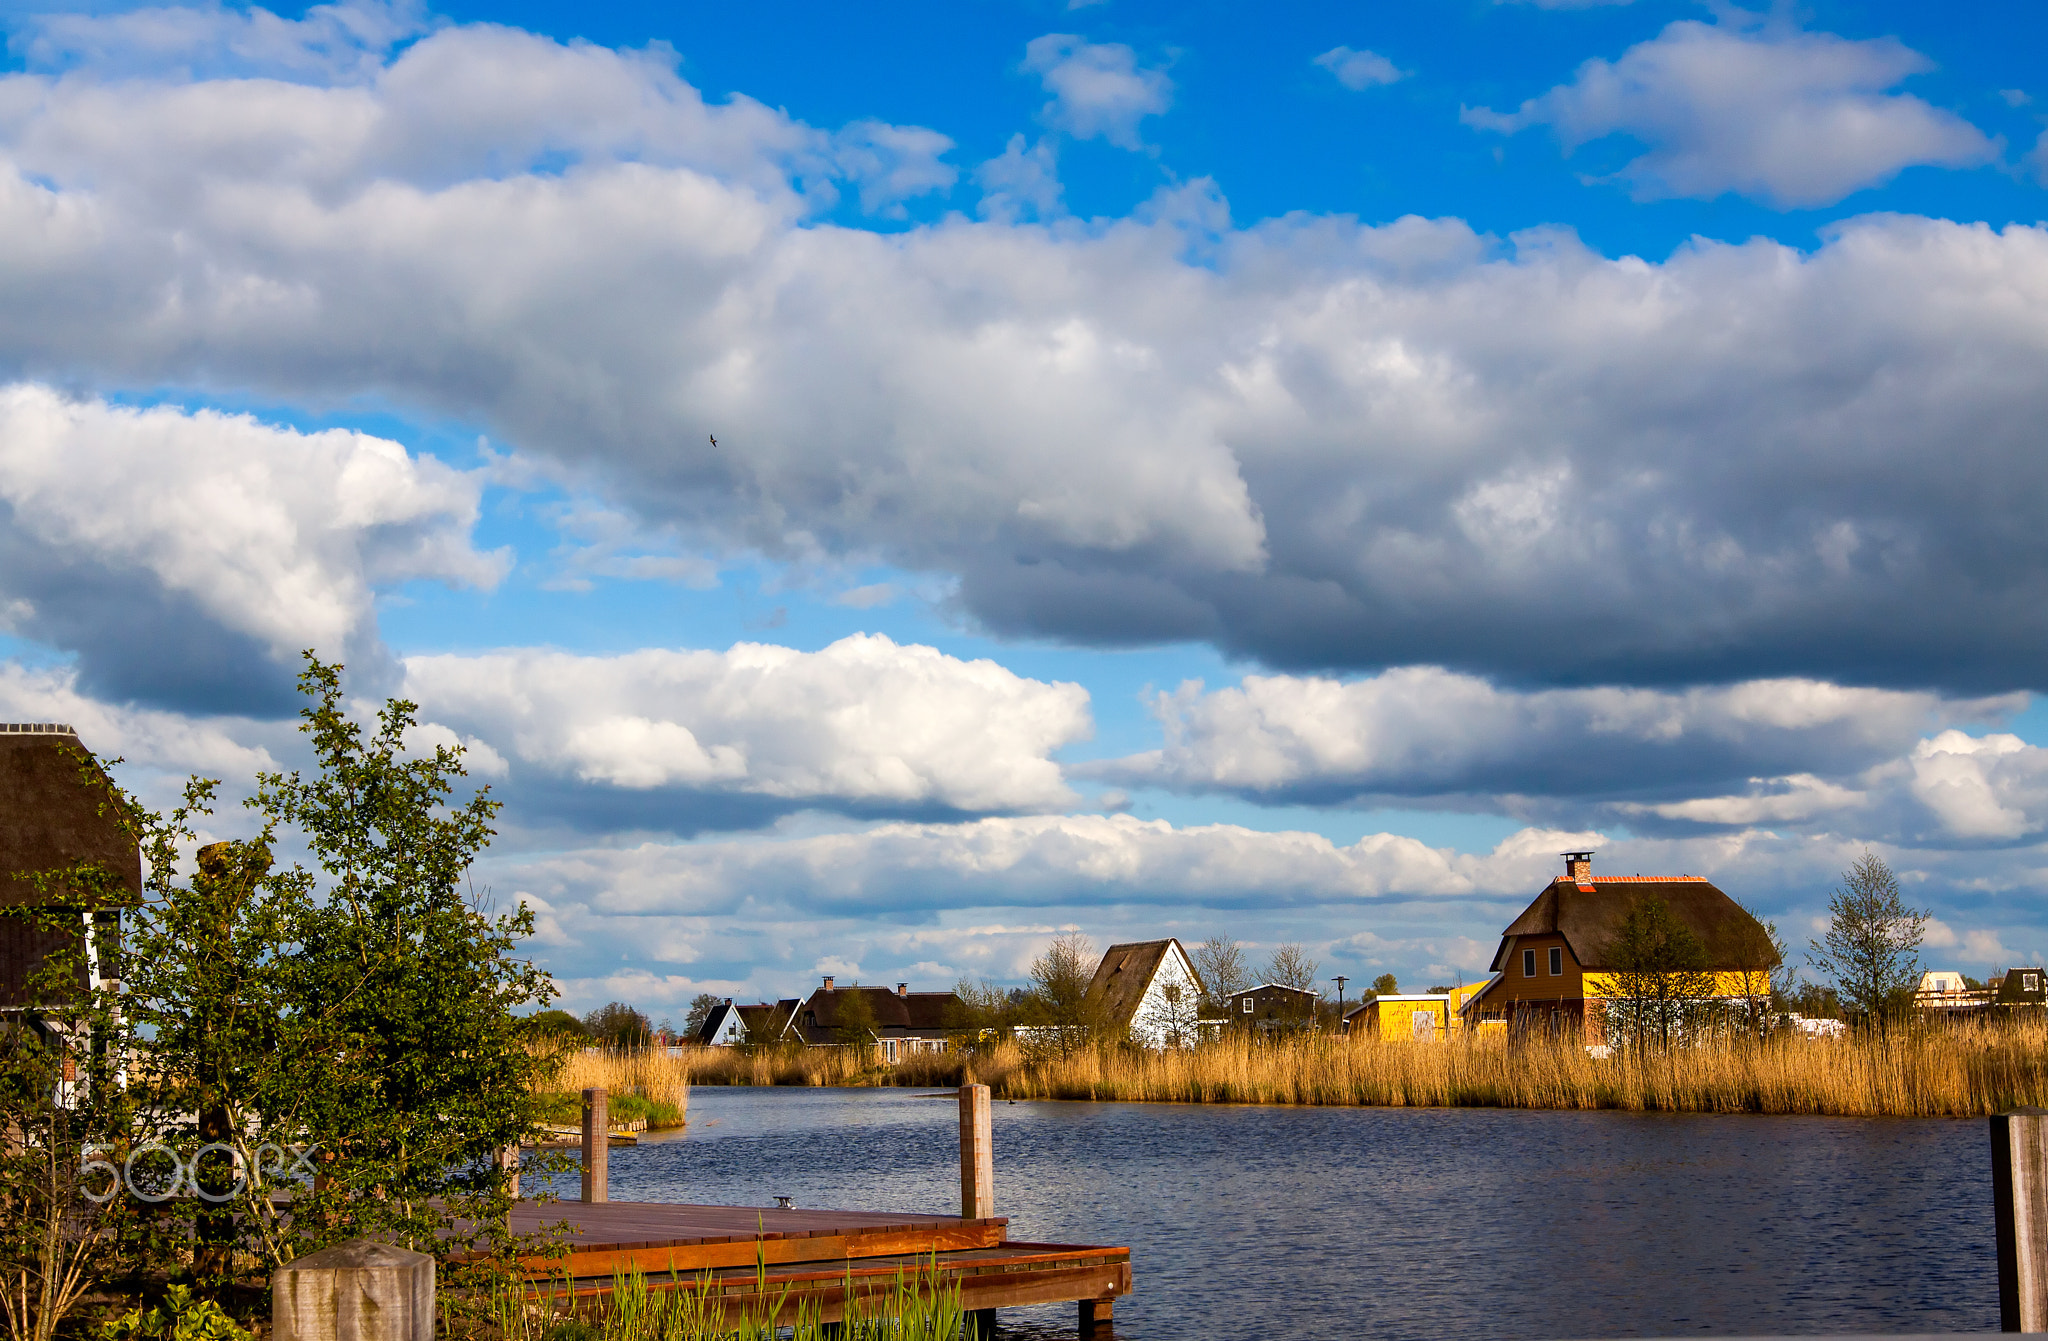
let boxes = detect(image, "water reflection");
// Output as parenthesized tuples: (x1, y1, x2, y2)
(533, 1089, 1996, 1340)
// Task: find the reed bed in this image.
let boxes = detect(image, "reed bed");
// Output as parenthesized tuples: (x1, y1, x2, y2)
(981, 1020, 2048, 1117)
(535, 1048, 692, 1128)
(677, 1019, 2048, 1118)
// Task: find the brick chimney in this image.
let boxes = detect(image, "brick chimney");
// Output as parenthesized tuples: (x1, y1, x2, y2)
(1562, 850, 1595, 889)
(896, 982, 908, 996)
(821, 975, 835, 991)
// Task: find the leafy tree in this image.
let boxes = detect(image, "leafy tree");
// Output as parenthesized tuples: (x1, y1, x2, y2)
(740, 1004, 793, 1053)
(946, 977, 1016, 1051)
(584, 1001, 654, 1049)
(1153, 980, 1202, 1049)
(1192, 936, 1249, 1012)
(1369, 972, 1399, 998)
(527, 1009, 589, 1039)
(121, 655, 558, 1280)
(1810, 851, 1927, 1030)
(683, 992, 725, 1037)
(1605, 896, 1716, 1050)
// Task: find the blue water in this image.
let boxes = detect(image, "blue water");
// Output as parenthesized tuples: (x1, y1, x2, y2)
(533, 1088, 1997, 1340)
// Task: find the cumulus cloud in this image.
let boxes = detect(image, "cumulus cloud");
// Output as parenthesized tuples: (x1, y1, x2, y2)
(4, 22, 2048, 696)
(1464, 20, 1996, 206)
(1022, 34, 1172, 149)
(975, 133, 1062, 222)
(9, 0, 431, 82)
(1313, 47, 1406, 91)
(0, 385, 504, 711)
(402, 634, 1091, 822)
(1095, 669, 2013, 804)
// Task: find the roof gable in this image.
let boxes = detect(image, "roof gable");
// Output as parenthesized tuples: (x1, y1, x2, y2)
(0, 729, 140, 907)
(1086, 939, 1201, 1027)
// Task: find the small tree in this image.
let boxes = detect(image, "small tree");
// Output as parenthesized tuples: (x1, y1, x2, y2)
(683, 992, 724, 1038)
(1022, 933, 1103, 1055)
(584, 1002, 654, 1049)
(1192, 936, 1250, 1012)
(946, 977, 1015, 1053)
(1605, 896, 1717, 1051)
(1810, 851, 1926, 1031)
(1369, 972, 1399, 998)
(832, 987, 879, 1057)
(1154, 980, 1202, 1049)
(1265, 943, 1320, 991)
(1731, 902, 1793, 1043)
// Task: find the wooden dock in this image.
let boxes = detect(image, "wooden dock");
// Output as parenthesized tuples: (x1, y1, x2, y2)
(499, 1083, 1132, 1333)
(506, 1201, 1131, 1330)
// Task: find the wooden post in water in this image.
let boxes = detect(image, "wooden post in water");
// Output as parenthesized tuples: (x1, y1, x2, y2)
(582, 1087, 608, 1204)
(498, 1143, 519, 1200)
(1996, 1108, 2048, 1331)
(958, 1083, 992, 1219)
(1078, 1297, 1113, 1337)
(273, 1240, 434, 1341)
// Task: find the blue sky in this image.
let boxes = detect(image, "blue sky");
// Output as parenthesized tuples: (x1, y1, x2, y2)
(1, 0, 2046, 1015)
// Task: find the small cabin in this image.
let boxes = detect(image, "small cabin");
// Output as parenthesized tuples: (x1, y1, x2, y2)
(1227, 982, 1322, 1035)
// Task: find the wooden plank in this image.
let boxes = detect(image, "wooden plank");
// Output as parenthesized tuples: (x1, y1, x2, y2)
(527, 1222, 1010, 1276)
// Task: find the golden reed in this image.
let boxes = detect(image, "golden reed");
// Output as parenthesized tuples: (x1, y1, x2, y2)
(680, 1019, 2048, 1118)
(546, 1047, 693, 1117)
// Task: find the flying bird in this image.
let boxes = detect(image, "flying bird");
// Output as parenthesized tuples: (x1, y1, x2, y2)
(708, 434, 719, 447)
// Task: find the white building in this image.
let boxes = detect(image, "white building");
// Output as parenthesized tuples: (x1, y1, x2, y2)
(1085, 938, 1207, 1049)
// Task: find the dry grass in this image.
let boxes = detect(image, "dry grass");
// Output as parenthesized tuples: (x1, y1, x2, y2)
(679, 1019, 2048, 1118)
(536, 1048, 692, 1127)
(972, 1020, 2048, 1117)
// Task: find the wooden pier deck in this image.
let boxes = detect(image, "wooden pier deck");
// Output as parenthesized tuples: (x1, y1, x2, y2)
(504, 1201, 1132, 1330)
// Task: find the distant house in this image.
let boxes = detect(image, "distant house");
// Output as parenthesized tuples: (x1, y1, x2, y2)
(1462, 850, 1777, 1043)
(788, 978, 958, 1062)
(694, 998, 748, 1047)
(1227, 983, 1321, 1036)
(0, 724, 135, 1012)
(1913, 970, 1991, 1018)
(1086, 939, 1206, 1049)
(1992, 968, 2047, 1010)
(1350, 981, 1491, 1041)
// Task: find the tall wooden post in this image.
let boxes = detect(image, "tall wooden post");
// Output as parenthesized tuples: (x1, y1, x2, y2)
(1996, 1109, 2048, 1331)
(958, 1083, 992, 1220)
(582, 1087, 608, 1205)
(497, 1144, 519, 1200)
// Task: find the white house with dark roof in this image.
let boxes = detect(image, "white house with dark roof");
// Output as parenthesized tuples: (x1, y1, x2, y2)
(1084, 939, 1206, 1049)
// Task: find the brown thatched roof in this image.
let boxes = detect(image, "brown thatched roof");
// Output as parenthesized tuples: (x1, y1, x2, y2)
(1489, 876, 1779, 972)
(1085, 940, 1195, 1028)
(0, 727, 139, 907)
(792, 986, 960, 1042)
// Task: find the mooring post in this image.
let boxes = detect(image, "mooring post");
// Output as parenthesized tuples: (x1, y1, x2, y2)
(959, 1082, 992, 1219)
(498, 1143, 519, 1200)
(1995, 1108, 2048, 1331)
(582, 1086, 609, 1204)
(1078, 1297, 1113, 1337)
(272, 1240, 434, 1341)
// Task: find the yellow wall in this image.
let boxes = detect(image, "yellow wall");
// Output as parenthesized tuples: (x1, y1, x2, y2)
(1579, 970, 1769, 1000)
(1358, 994, 1466, 1041)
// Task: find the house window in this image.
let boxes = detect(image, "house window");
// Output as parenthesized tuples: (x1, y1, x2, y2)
(1523, 949, 1536, 978)
(1549, 947, 1563, 976)
(2028, 973, 2040, 993)
(1242, 998, 1254, 1013)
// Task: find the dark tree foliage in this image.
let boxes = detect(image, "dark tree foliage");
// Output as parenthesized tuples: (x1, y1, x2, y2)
(1370, 973, 1399, 998)
(527, 1009, 589, 1039)
(683, 992, 725, 1037)
(583, 1002, 654, 1050)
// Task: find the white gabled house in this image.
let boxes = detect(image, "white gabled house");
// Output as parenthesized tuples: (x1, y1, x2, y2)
(694, 998, 748, 1047)
(1085, 938, 1207, 1049)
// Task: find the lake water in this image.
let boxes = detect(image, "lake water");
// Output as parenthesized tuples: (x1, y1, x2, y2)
(533, 1088, 1997, 1339)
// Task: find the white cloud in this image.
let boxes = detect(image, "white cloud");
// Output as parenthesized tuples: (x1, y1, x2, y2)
(1022, 34, 1172, 149)
(975, 133, 1062, 222)
(1908, 730, 2046, 841)
(2, 22, 2048, 697)
(831, 583, 895, 609)
(9, 0, 431, 82)
(1095, 668, 2011, 804)
(0, 659, 276, 780)
(0, 385, 504, 707)
(402, 633, 1091, 814)
(1464, 19, 1996, 206)
(1313, 47, 1405, 91)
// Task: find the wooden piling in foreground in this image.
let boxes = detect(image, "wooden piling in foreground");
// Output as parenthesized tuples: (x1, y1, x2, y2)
(582, 1087, 609, 1204)
(273, 1240, 434, 1341)
(1994, 1107, 2048, 1331)
(959, 1083, 992, 1220)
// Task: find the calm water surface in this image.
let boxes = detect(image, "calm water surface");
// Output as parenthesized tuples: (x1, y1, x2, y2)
(537, 1089, 1996, 1340)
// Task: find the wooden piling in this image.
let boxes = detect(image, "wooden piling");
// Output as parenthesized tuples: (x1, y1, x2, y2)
(582, 1087, 608, 1204)
(498, 1144, 519, 1200)
(273, 1239, 434, 1341)
(1996, 1108, 2048, 1331)
(959, 1083, 992, 1220)
(1078, 1296, 1113, 1337)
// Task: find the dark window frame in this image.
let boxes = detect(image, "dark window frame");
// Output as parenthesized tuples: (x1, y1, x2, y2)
(1522, 948, 1536, 978)
(1549, 947, 1563, 976)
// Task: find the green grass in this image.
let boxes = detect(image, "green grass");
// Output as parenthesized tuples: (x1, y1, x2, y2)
(534, 1091, 686, 1129)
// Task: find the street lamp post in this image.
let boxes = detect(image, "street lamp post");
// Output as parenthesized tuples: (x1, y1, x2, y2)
(1332, 975, 1349, 1034)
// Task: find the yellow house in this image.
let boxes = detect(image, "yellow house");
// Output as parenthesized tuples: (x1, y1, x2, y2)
(1345, 982, 1493, 1041)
